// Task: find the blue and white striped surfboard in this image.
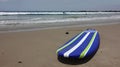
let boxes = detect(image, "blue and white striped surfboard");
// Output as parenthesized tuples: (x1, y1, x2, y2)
(56, 29, 100, 59)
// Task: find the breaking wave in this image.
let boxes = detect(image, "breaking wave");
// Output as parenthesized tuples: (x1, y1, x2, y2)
(0, 11, 119, 15)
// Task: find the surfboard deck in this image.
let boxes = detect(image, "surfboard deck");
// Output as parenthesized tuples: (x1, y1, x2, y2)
(56, 29, 100, 59)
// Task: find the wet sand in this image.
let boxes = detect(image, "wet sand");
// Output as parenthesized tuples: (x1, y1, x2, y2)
(0, 24, 120, 67)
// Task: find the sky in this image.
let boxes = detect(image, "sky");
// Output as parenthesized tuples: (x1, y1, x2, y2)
(0, 0, 120, 11)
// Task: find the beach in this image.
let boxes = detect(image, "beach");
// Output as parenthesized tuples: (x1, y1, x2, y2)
(0, 22, 120, 67)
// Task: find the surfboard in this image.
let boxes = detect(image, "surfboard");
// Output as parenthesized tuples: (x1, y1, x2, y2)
(56, 29, 100, 59)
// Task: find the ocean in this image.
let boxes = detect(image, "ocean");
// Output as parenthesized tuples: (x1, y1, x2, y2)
(0, 11, 120, 32)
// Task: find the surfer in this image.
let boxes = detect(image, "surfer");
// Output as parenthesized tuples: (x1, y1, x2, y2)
(63, 12, 66, 14)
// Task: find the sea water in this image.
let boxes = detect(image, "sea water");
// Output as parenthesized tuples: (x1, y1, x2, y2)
(0, 11, 120, 32)
(1, 11, 120, 24)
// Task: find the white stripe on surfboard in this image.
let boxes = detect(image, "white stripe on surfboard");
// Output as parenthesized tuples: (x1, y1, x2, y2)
(63, 32, 90, 57)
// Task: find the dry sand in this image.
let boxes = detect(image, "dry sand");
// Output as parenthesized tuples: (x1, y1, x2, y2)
(0, 24, 120, 67)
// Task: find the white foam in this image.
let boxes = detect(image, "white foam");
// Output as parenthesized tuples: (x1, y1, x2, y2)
(0, 15, 120, 25)
(0, 12, 63, 15)
(0, 11, 119, 15)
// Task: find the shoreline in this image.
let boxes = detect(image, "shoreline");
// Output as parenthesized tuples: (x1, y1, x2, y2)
(0, 18, 120, 33)
(0, 22, 120, 33)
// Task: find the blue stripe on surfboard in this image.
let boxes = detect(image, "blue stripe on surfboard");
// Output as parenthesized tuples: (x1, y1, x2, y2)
(57, 32, 83, 51)
(85, 33, 100, 57)
(69, 33, 94, 58)
(58, 32, 87, 56)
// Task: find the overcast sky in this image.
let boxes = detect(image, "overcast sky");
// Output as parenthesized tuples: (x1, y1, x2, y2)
(0, 0, 120, 11)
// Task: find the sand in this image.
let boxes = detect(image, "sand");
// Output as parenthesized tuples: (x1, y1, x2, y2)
(0, 24, 120, 67)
